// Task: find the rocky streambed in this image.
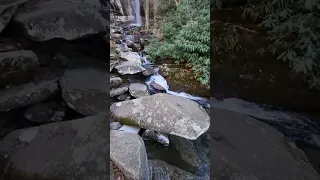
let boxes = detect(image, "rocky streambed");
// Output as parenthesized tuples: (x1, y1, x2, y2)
(109, 21, 211, 179)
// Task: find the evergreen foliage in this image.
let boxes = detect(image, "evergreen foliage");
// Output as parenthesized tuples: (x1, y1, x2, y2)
(211, 0, 320, 89)
(146, 0, 210, 88)
(246, 0, 320, 88)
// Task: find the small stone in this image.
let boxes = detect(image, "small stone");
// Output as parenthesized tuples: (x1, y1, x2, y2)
(117, 94, 131, 101)
(142, 67, 155, 76)
(110, 77, 122, 88)
(110, 86, 128, 97)
(110, 122, 122, 130)
(23, 103, 53, 123)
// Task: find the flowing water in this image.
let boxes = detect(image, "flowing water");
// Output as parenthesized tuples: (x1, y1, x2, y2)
(130, 0, 142, 26)
(115, 29, 210, 177)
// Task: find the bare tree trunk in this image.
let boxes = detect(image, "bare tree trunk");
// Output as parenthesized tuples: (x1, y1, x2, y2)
(153, 0, 157, 26)
(174, 0, 180, 6)
(145, 0, 150, 31)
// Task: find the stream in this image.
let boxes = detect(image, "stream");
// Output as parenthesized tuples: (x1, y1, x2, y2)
(113, 0, 320, 177)
(111, 26, 211, 178)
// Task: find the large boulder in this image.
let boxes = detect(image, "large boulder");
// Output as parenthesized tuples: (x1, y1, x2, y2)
(0, 77, 59, 112)
(0, 50, 39, 83)
(60, 68, 108, 116)
(110, 93, 210, 140)
(0, 0, 29, 33)
(0, 6, 17, 33)
(169, 134, 210, 176)
(110, 130, 149, 180)
(12, 0, 108, 42)
(0, 113, 109, 179)
(211, 107, 320, 180)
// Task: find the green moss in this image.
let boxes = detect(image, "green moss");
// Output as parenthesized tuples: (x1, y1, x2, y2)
(165, 65, 210, 97)
(110, 113, 140, 127)
(114, 49, 120, 54)
(118, 117, 140, 127)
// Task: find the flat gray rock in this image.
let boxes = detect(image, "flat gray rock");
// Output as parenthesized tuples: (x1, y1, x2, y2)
(60, 68, 108, 116)
(129, 83, 149, 98)
(0, 113, 109, 179)
(110, 86, 128, 97)
(110, 130, 149, 180)
(13, 0, 108, 42)
(110, 93, 210, 140)
(114, 61, 145, 75)
(211, 107, 320, 180)
(0, 77, 59, 111)
(0, 0, 28, 32)
(119, 51, 141, 63)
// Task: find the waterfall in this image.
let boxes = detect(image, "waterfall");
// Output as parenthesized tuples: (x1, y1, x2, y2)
(132, 0, 142, 26)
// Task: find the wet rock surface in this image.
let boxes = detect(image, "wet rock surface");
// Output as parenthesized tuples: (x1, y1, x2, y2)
(211, 107, 320, 180)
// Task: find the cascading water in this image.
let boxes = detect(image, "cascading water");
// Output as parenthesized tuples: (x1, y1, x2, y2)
(130, 0, 142, 26)
(144, 67, 211, 109)
(121, 33, 210, 108)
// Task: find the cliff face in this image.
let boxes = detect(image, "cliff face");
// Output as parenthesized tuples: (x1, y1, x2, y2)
(110, 0, 134, 16)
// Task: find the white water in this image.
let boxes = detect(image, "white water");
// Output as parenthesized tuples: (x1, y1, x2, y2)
(145, 73, 210, 108)
(119, 125, 141, 134)
(130, 0, 142, 26)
